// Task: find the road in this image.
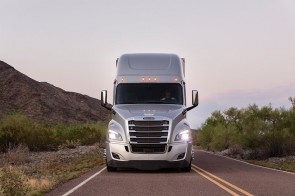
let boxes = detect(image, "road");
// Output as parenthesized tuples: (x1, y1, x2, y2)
(47, 150, 295, 196)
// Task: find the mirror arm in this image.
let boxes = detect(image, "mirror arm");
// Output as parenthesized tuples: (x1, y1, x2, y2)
(102, 104, 112, 111)
(102, 104, 116, 115)
(182, 105, 198, 115)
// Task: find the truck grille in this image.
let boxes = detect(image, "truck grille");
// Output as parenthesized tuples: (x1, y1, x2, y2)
(130, 144, 167, 153)
(128, 120, 169, 153)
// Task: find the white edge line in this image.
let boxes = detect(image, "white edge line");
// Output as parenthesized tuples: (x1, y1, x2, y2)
(196, 149, 295, 175)
(62, 166, 106, 196)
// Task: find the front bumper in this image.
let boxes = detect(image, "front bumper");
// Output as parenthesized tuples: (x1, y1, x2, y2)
(107, 159, 190, 170)
(105, 142, 193, 170)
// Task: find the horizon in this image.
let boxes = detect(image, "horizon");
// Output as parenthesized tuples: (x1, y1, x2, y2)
(1, 0, 295, 128)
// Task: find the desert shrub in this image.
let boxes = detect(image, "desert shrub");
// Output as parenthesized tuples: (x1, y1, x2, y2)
(286, 106, 295, 136)
(0, 114, 107, 152)
(282, 129, 295, 155)
(210, 124, 240, 151)
(24, 123, 57, 151)
(77, 123, 105, 145)
(5, 144, 30, 165)
(0, 114, 56, 151)
(0, 114, 33, 152)
(53, 122, 107, 147)
(206, 111, 226, 127)
(196, 124, 216, 150)
(192, 130, 198, 146)
(263, 128, 295, 157)
(53, 125, 84, 146)
(0, 166, 30, 196)
(239, 121, 264, 150)
(196, 99, 295, 158)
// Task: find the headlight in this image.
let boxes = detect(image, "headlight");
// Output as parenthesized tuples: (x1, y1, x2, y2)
(175, 130, 191, 142)
(108, 130, 123, 141)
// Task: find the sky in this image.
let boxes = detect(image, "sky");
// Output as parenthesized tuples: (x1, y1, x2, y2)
(1, 0, 295, 128)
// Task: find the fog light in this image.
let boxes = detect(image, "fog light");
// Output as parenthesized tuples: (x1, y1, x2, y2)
(177, 153, 185, 160)
(112, 152, 120, 160)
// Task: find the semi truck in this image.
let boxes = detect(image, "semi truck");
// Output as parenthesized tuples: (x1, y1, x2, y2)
(101, 53, 198, 171)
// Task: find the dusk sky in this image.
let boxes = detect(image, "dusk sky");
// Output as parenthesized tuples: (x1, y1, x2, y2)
(1, 0, 295, 128)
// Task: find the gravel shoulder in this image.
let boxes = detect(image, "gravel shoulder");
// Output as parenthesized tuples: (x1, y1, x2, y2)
(0, 144, 104, 195)
(206, 148, 295, 173)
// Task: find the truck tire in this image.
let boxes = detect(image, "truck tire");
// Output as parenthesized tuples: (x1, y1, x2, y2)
(181, 161, 191, 172)
(106, 163, 117, 172)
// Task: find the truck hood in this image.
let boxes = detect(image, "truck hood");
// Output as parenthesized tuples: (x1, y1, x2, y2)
(113, 104, 185, 119)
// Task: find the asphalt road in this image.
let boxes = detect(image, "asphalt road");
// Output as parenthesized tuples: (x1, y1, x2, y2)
(47, 150, 295, 196)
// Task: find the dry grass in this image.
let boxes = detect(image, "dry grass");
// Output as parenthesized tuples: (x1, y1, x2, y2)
(0, 145, 104, 195)
(28, 178, 51, 190)
(4, 144, 29, 165)
(0, 165, 31, 196)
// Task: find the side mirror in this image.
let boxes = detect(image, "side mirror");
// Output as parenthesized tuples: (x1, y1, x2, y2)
(101, 90, 113, 112)
(182, 90, 199, 115)
(192, 90, 199, 106)
(101, 90, 108, 106)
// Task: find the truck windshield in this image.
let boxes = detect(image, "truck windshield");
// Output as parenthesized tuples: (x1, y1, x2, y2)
(116, 83, 183, 105)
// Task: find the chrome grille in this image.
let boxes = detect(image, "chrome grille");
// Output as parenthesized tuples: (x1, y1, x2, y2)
(128, 120, 169, 153)
(130, 137, 167, 143)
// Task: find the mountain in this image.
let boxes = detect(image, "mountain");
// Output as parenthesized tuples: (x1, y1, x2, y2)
(0, 61, 111, 124)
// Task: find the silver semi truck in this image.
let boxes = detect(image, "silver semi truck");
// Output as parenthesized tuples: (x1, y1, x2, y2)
(101, 53, 198, 171)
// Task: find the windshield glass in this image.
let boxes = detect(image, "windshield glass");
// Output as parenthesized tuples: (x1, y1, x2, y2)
(116, 83, 183, 105)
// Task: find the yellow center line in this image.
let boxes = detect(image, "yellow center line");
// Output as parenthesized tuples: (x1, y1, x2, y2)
(192, 167, 239, 196)
(192, 164, 254, 196)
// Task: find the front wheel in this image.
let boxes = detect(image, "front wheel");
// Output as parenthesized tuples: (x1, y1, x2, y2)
(181, 161, 191, 172)
(106, 162, 117, 172)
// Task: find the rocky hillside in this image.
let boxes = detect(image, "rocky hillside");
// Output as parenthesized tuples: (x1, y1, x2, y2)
(0, 61, 111, 124)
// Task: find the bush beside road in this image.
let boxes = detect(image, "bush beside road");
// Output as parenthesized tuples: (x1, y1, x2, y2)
(194, 97, 295, 173)
(0, 144, 104, 195)
(0, 114, 106, 195)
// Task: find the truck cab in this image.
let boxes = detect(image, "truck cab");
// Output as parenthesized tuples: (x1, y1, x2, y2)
(101, 53, 198, 171)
